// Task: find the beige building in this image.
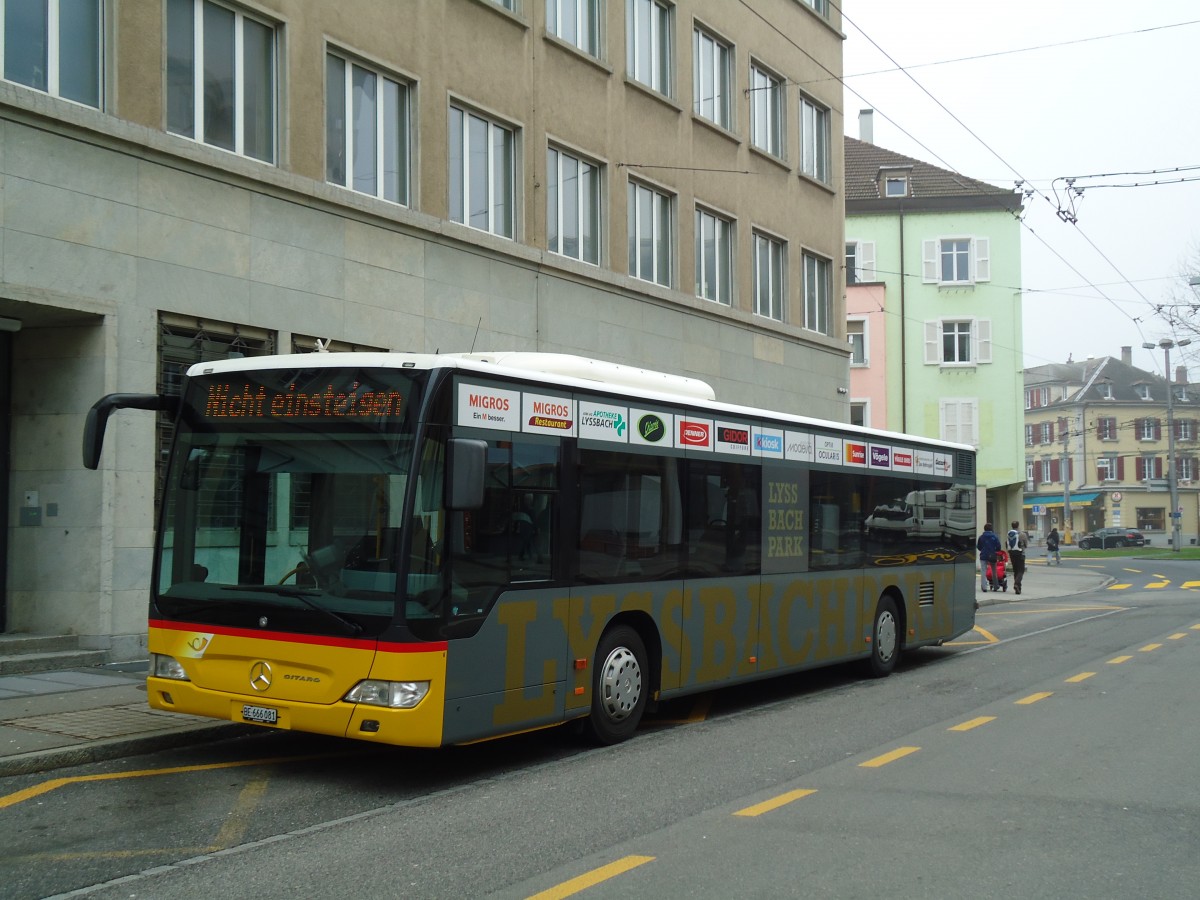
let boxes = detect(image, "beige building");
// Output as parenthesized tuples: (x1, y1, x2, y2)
(1023, 347, 1199, 547)
(0, 1, 846, 658)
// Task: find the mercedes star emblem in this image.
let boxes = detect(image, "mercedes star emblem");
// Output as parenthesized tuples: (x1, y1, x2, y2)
(249, 661, 273, 692)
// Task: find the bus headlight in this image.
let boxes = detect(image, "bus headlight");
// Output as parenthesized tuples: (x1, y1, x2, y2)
(345, 680, 430, 709)
(150, 654, 190, 681)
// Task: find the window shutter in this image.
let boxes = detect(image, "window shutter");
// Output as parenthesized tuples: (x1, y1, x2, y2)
(1154, 457, 1163, 479)
(922, 239, 937, 282)
(973, 237, 990, 282)
(1095, 420, 1103, 440)
(1049, 458, 1060, 482)
(965, 400, 978, 446)
(975, 319, 992, 363)
(1067, 457, 1073, 481)
(924, 321, 940, 364)
(1096, 461, 1104, 481)
(1116, 455, 1125, 479)
(1048, 421, 1055, 443)
(861, 241, 876, 281)
(1154, 419, 1162, 441)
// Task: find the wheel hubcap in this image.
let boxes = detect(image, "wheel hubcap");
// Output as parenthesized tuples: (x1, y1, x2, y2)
(599, 646, 642, 721)
(876, 611, 897, 662)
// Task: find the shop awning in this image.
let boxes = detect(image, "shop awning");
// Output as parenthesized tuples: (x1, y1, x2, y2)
(1023, 492, 1101, 509)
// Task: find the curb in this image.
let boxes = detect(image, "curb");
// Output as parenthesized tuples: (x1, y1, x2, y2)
(0, 723, 251, 778)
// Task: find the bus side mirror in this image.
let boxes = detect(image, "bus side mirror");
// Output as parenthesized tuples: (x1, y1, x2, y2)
(83, 393, 177, 469)
(447, 438, 487, 510)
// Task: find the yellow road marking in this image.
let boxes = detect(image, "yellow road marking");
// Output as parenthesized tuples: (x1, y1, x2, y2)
(1123, 568, 1142, 573)
(1146, 581, 1170, 589)
(1139, 643, 1162, 652)
(0, 752, 351, 811)
(1108, 655, 1133, 664)
(1065, 672, 1096, 683)
(859, 747, 920, 768)
(1168, 633, 1188, 640)
(1192, 624, 1200, 631)
(212, 774, 270, 848)
(980, 604, 1125, 614)
(1183, 582, 1200, 589)
(527, 856, 655, 900)
(1015, 692, 1053, 705)
(1108, 584, 1132, 590)
(949, 716, 995, 732)
(734, 789, 817, 817)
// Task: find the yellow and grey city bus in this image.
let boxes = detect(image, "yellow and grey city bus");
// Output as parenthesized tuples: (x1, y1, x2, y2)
(83, 352, 978, 747)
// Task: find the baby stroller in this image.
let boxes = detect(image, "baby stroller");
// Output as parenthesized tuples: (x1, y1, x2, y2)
(986, 549, 1009, 592)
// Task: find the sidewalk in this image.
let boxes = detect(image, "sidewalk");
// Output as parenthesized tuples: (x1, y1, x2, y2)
(1, 560, 1111, 779)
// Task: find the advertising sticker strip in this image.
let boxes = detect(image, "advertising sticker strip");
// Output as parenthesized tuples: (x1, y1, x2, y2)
(753, 426, 784, 459)
(630, 408, 675, 447)
(523, 392, 576, 437)
(458, 383, 521, 431)
(714, 420, 751, 456)
(677, 417, 713, 451)
(578, 401, 630, 442)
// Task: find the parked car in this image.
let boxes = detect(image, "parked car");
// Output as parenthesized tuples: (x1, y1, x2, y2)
(1077, 527, 1146, 550)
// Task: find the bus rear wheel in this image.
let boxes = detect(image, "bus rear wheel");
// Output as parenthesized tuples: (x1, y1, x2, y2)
(586, 625, 647, 745)
(866, 596, 900, 678)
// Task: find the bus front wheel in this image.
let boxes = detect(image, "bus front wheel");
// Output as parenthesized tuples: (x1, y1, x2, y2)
(866, 596, 900, 678)
(586, 625, 648, 745)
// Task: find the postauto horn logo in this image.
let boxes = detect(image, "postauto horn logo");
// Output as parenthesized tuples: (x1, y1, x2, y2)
(638, 413, 666, 443)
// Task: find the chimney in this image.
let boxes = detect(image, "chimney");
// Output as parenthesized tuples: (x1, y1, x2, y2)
(1177, 365, 1188, 385)
(1121, 346, 1132, 366)
(859, 109, 873, 144)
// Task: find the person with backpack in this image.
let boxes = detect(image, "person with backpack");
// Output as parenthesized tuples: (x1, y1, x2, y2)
(1007, 520, 1029, 594)
(976, 522, 1002, 591)
(1046, 527, 1061, 565)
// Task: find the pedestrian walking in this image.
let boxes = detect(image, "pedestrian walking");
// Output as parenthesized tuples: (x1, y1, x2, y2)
(977, 522, 1002, 591)
(1046, 527, 1061, 565)
(1007, 520, 1029, 594)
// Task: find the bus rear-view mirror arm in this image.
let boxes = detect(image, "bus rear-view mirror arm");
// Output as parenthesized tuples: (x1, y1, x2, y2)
(83, 393, 179, 470)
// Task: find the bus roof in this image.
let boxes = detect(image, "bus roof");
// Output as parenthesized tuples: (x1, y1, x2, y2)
(185, 351, 974, 455)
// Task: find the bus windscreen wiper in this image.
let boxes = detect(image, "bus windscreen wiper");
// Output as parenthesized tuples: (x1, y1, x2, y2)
(221, 585, 363, 636)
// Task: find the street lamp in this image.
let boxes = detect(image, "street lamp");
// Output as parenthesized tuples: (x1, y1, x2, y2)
(1143, 337, 1192, 551)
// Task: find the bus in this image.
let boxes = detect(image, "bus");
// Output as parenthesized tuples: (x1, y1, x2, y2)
(83, 351, 978, 747)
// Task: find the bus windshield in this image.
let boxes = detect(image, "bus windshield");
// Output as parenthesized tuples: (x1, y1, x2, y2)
(155, 366, 427, 637)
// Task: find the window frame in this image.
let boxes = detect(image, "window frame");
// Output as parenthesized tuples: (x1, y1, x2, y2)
(939, 398, 979, 447)
(628, 179, 674, 286)
(845, 239, 876, 285)
(166, 0, 278, 164)
(2, 0, 104, 107)
(846, 318, 867, 367)
(547, 144, 602, 265)
(748, 62, 783, 158)
(924, 318, 992, 367)
(626, 0, 673, 97)
(325, 49, 411, 206)
(752, 231, 785, 322)
(692, 24, 732, 130)
(547, 0, 602, 58)
(694, 205, 734, 305)
(449, 103, 517, 239)
(803, 252, 831, 335)
(799, 95, 830, 183)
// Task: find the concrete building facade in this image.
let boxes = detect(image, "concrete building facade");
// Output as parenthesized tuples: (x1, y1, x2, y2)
(0, 1, 847, 657)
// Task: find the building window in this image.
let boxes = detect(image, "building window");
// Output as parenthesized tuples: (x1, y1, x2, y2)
(845, 240, 876, 284)
(626, 0, 672, 96)
(1097, 456, 1117, 482)
(1039, 421, 1053, 444)
(749, 64, 782, 157)
(922, 237, 990, 285)
(803, 253, 831, 335)
(326, 52, 410, 205)
(1180, 457, 1195, 481)
(1097, 416, 1117, 440)
(492, 0, 517, 9)
(1174, 385, 1190, 402)
(695, 206, 733, 305)
(799, 96, 829, 183)
(1177, 419, 1195, 441)
(1025, 424, 1034, 447)
(940, 399, 979, 447)
(167, 0, 277, 163)
(1136, 383, 1152, 400)
(693, 26, 731, 129)
(1136, 456, 1161, 481)
(449, 105, 516, 238)
(800, 0, 828, 15)
(1139, 417, 1159, 441)
(847, 319, 866, 366)
(628, 180, 672, 286)
(548, 146, 601, 264)
(548, 0, 601, 57)
(884, 175, 908, 197)
(3, 0, 102, 107)
(1137, 507, 1165, 532)
(1097, 382, 1113, 399)
(1025, 460, 1034, 487)
(924, 319, 992, 366)
(753, 232, 785, 321)
(1039, 459, 1052, 484)
(849, 401, 867, 427)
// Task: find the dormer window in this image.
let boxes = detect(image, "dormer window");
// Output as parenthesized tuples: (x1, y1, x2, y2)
(1173, 385, 1189, 402)
(884, 175, 908, 197)
(1136, 383, 1152, 400)
(1097, 382, 1112, 399)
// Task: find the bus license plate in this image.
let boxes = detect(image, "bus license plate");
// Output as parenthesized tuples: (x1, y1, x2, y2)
(242, 704, 278, 725)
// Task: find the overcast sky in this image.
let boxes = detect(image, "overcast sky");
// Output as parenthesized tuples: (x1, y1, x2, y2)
(839, 1, 1200, 378)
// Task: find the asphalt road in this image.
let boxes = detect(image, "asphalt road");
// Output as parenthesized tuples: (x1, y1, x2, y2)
(2, 561, 1197, 900)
